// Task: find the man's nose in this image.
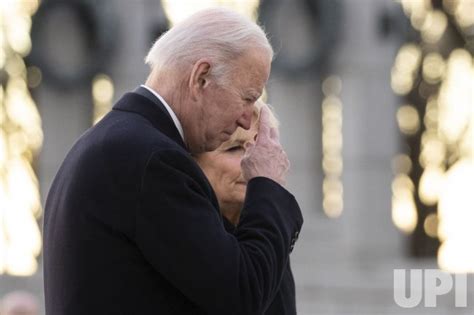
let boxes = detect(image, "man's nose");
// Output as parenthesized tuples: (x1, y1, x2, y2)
(236, 108, 252, 130)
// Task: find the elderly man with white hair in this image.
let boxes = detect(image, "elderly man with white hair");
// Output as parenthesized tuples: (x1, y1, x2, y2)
(43, 7, 303, 315)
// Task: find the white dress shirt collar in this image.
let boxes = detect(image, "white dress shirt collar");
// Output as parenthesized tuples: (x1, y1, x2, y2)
(140, 84, 185, 142)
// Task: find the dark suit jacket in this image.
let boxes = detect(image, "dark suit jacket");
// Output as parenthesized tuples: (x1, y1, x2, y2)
(43, 86, 303, 315)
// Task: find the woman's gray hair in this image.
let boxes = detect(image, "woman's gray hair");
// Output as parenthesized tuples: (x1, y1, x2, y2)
(145, 7, 273, 85)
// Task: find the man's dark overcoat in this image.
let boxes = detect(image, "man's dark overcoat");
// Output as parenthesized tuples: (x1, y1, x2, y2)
(43, 87, 303, 315)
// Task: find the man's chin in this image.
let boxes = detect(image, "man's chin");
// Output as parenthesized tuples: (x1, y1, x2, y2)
(194, 135, 229, 153)
(202, 141, 222, 152)
(209, 136, 230, 151)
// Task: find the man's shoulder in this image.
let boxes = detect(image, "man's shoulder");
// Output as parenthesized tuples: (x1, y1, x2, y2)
(92, 109, 185, 156)
(59, 108, 188, 183)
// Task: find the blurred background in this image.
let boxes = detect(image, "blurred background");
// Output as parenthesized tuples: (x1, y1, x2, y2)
(0, 0, 473, 314)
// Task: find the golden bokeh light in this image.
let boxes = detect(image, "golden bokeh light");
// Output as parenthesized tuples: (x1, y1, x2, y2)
(422, 53, 445, 84)
(392, 195, 418, 234)
(322, 156, 343, 176)
(438, 49, 473, 145)
(442, 0, 459, 14)
(27, 66, 42, 88)
(392, 173, 415, 194)
(459, 114, 473, 158)
(454, 0, 474, 28)
(391, 154, 413, 175)
(438, 159, 474, 273)
(424, 213, 439, 238)
(322, 75, 342, 97)
(0, 50, 6, 69)
(321, 76, 344, 218)
(438, 240, 474, 273)
(92, 74, 114, 103)
(0, 0, 43, 276)
(323, 177, 343, 195)
(323, 190, 343, 219)
(92, 74, 115, 125)
(394, 0, 473, 272)
(418, 165, 445, 205)
(400, 0, 432, 30)
(397, 105, 420, 135)
(419, 132, 446, 167)
(391, 44, 422, 95)
(421, 10, 448, 43)
(392, 174, 418, 234)
(423, 96, 438, 130)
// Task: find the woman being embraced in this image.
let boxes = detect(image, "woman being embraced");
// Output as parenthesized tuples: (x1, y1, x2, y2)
(194, 100, 296, 315)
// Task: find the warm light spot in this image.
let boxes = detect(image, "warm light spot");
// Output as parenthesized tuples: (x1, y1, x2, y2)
(323, 177, 343, 195)
(1, 0, 43, 276)
(321, 75, 343, 218)
(392, 173, 415, 193)
(438, 49, 473, 145)
(419, 132, 446, 167)
(422, 53, 445, 84)
(0, 49, 6, 69)
(322, 76, 342, 97)
(454, 0, 474, 27)
(27, 66, 42, 88)
(392, 174, 418, 234)
(92, 74, 114, 104)
(391, 70, 414, 95)
(7, 157, 42, 219)
(459, 116, 473, 158)
(438, 159, 474, 273)
(5, 54, 26, 78)
(438, 240, 474, 273)
(323, 189, 343, 219)
(419, 165, 445, 205)
(5, 14, 32, 56)
(0, 88, 4, 124)
(322, 131, 342, 152)
(92, 74, 115, 124)
(424, 213, 439, 238)
(0, 131, 7, 165)
(396, 0, 474, 273)
(391, 44, 422, 95)
(5, 248, 38, 277)
(5, 80, 43, 152)
(397, 105, 420, 135)
(424, 97, 438, 130)
(395, 44, 422, 74)
(391, 154, 413, 175)
(392, 194, 418, 234)
(19, 0, 41, 16)
(401, 0, 432, 30)
(322, 156, 342, 175)
(442, 0, 459, 14)
(421, 10, 448, 43)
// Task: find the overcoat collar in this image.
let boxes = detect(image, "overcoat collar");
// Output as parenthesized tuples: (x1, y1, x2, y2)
(113, 87, 222, 214)
(112, 86, 187, 151)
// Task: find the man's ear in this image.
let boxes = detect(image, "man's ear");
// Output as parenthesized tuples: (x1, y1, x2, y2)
(189, 59, 212, 100)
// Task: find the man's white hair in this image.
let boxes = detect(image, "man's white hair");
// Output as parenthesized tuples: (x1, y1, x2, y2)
(145, 7, 273, 84)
